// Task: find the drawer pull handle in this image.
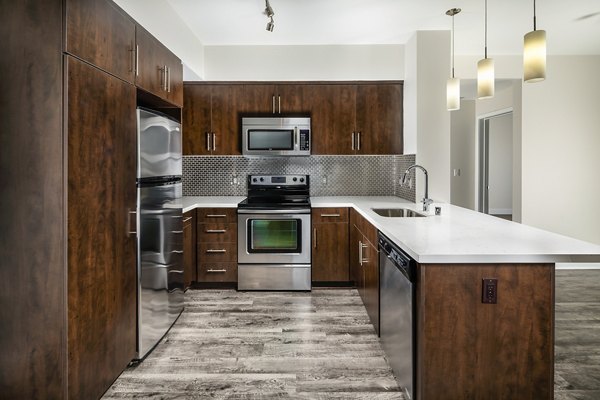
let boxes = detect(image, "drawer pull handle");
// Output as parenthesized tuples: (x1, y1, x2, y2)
(205, 229, 226, 233)
(172, 230, 184, 234)
(207, 269, 227, 273)
(206, 214, 227, 218)
(206, 249, 227, 253)
(320, 214, 341, 217)
(183, 217, 193, 223)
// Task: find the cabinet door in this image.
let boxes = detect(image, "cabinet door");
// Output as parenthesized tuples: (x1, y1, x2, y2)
(276, 84, 306, 114)
(350, 224, 363, 289)
(183, 84, 212, 155)
(312, 223, 349, 282)
(211, 85, 244, 155)
(362, 240, 380, 334)
(65, 0, 136, 84)
(183, 210, 196, 289)
(66, 56, 137, 400)
(136, 25, 181, 105)
(356, 83, 403, 154)
(304, 85, 356, 155)
(242, 84, 276, 114)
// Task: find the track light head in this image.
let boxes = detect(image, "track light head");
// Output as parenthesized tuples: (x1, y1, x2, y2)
(265, 0, 274, 18)
(266, 17, 274, 32)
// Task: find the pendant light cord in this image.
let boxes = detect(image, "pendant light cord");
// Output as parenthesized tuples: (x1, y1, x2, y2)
(533, 0, 537, 31)
(451, 14, 455, 78)
(484, 0, 488, 59)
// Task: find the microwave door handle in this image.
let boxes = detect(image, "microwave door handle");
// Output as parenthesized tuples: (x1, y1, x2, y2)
(294, 127, 299, 149)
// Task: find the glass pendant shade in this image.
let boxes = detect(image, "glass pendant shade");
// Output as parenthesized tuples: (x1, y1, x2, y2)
(447, 77, 460, 111)
(524, 29, 546, 82)
(477, 58, 495, 99)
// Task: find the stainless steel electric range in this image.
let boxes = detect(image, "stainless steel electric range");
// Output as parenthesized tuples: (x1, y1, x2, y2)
(237, 174, 311, 291)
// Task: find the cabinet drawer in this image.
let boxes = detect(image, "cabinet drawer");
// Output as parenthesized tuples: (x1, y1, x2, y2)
(312, 207, 349, 223)
(197, 208, 237, 223)
(197, 262, 237, 282)
(198, 243, 237, 262)
(198, 223, 237, 243)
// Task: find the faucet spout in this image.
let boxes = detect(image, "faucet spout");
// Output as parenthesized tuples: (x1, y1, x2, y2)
(402, 164, 432, 212)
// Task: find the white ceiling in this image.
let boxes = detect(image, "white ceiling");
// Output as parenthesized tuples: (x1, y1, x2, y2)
(166, 0, 600, 55)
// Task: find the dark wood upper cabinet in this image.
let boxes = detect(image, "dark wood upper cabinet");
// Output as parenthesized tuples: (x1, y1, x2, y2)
(66, 56, 137, 400)
(242, 84, 276, 113)
(183, 84, 212, 155)
(276, 84, 306, 114)
(356, 83, 403, 154)
(136, 25, 183, 107)
(183, 84, 242, 155)
(304, 84, 357, 155)
(65, 0, 136, 84)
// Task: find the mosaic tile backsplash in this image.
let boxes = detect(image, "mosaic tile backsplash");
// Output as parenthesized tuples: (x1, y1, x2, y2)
(183, 154, 416, 202)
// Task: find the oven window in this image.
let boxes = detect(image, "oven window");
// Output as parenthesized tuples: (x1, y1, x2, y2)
(248, 129, 294, 150)
(249, 219, 301, 253)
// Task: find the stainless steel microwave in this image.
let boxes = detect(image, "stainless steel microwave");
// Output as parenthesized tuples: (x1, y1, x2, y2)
(241, 117, 310, 157)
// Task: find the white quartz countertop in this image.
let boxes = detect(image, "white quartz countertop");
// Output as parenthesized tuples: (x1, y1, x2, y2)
(183, 195, 600, 264)
(312, 196, 600, 264)
(182, 196, 246, 213)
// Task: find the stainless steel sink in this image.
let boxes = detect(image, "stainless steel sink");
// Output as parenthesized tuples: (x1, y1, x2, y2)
(372, 208, 426, 218)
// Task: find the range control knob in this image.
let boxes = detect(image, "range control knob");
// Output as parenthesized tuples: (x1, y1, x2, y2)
(299, 177, 305, 183)
(292, 177, 298, 182)
(252, 178, 257, 183)
(259, 177, 264, 182)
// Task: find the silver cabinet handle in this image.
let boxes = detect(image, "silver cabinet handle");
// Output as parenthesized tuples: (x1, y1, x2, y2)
(351, 132, 355, 150)
(206, 249, 226, 253)
(207, 269, 227, 273)
(357, 131, 362, 151)
(167, 67, 171, 92)
(206, 132, 211, 152)
(128, 210, 137, 236)
(129, 44, 135, 73)
(172, 250, 184, 254)
(205, 229, 226, 233)
(272, 95, 276, 114)
(278, 95, 281, 114)
(313, 228, 317, 249)
(212, 133, 216, 151)
(359, 240, 363, 266)
(183, 217, 193, 223)
(172, 230, 184, 234)
(360, 241, 368, 265)
(135, 45, 139, 76)
(206, 214, 226, 218)
(320, 214, 340, 217)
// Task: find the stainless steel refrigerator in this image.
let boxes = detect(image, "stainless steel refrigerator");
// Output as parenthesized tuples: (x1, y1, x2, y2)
(136, 107, 184, 359)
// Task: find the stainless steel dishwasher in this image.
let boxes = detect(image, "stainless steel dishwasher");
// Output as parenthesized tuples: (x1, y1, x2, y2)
(378, 232, 416, 400)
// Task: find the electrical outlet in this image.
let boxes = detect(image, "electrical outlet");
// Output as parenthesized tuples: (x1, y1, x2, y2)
(482, 278, 497, 304)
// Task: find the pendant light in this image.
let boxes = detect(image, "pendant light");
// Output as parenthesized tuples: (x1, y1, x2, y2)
(477, 0, 494, 99)
(446, 8, 461, 111)
(523, 0, 546, 82)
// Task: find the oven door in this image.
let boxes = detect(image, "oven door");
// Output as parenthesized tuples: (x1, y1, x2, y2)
(237, 210, 311, 264)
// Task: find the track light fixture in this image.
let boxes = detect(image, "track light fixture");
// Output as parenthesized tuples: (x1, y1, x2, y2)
(446, 8, 461, 111)
(265, 0, 275, 32)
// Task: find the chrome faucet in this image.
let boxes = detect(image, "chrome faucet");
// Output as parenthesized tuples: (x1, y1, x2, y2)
(401, 164, 433, 212)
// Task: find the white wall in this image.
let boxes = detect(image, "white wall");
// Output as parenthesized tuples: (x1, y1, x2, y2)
(488, 113, 513, 215)
(450, 100, 476, 210)
(522, 56, 600, 245)
(512, 83, 523, 223)
(202, 45, 404, 81)
(114, 0, 205, 79)
(405, 31, 451, 203)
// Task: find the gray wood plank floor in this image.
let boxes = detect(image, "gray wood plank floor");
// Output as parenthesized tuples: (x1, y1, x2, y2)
(555, 269, 600, 400)
(103, 289, 405, 399)
(104, 270, 599, 399)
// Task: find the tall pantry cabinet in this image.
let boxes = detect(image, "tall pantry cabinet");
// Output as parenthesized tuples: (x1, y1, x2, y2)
(1, 0, 182, 399)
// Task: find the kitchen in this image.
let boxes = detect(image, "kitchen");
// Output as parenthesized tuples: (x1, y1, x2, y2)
(2, 0, 600, 399)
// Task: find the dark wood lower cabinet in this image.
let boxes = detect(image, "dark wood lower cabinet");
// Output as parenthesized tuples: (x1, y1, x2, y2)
(416, 263, 554, 399)
(312, 208, 349, 283)
(183, 210, 197, 289)
(66, 56, 137, 400)
(196, 208, 238, 284)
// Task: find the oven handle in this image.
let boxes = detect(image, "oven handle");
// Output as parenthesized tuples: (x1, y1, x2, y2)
(237, 209, 311, 215)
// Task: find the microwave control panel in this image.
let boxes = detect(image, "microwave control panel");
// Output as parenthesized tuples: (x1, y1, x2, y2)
(299, 129, 310, 151)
